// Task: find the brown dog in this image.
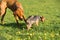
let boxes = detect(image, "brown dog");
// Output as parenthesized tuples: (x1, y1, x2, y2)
(26, 15, 45, 30)
(0, 0, 26, 24)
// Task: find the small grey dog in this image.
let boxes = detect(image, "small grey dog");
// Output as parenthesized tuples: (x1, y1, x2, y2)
(26, 15, 45, 30)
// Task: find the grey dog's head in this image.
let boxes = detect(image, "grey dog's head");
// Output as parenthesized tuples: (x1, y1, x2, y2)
(40, 16, 45, 22)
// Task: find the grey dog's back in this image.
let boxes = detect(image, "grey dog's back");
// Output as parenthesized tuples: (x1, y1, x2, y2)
(26, 15, 40, 24)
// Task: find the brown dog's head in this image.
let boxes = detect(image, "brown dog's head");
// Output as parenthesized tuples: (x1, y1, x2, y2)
(40, 16, 45, 22)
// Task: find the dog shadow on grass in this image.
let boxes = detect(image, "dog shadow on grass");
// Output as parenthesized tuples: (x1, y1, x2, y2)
(0, 23, 27, 30)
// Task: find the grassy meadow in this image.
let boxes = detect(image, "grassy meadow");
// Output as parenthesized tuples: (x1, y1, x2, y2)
(0, 0, 60, 40)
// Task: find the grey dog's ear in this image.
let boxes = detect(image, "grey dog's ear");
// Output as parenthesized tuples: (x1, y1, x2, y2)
(40, 16, 43, 18)
(40, 16, 42, 19)
(40, 16, 44, 19)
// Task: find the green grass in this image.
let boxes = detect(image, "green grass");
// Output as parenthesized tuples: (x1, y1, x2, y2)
(0, 0, 60, 40)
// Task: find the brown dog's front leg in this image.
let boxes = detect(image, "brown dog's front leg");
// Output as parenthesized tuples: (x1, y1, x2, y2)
(13, 12, 19, 25)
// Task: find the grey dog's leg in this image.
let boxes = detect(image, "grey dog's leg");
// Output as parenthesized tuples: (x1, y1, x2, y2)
(36, 20, 39, 26)
(27, 24, 32, 30)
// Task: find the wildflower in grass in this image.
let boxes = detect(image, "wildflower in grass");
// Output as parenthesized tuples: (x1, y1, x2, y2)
(9, 35, 12, 38)
(44, 36, 47, 39)
(39, 36, 42, 40)
(50, 32, 55, 38)
(18, 38, 20, 40)
(44, 33, 47, 39)
(16, 31, 21, 35)
(30, 33, 32, 36)
(44, 33, 47, 36)
(23, 39, 25, 40)
(28, 36, 30, 39)
(29, 33, 33, 37)
(39, 36, 41, 39)
(26, 33, 29, 35)
(56, 33, 59, 36)
(32, 32, 35, 35)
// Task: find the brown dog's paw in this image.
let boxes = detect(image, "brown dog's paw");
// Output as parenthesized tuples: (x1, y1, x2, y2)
(1, 21, 5, 25)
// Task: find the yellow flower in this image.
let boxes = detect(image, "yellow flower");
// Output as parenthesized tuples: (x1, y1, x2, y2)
(44, 33, 47, 39)
(29, 33, 33, 37)
(30, 33, 32, 36)
(32, 33, 35, 35)
(39, 36, 42, 40)
(44, 33, 47, 36)
(39, 36, 41, 38)
(18, 38, 20, 40)
(26, 33, 29, 35)
(16, 31, 21, 34)
(44, 36, 47, 39)
(28, 36, 30, 39)
(50, 32, 55, 37)
(56, 33, 59, 36)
